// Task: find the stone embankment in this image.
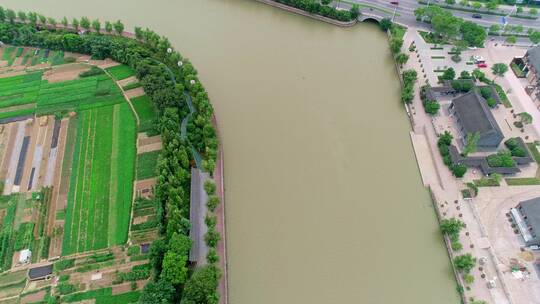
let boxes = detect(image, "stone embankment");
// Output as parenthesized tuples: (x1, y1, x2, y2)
(254, 0, 357, 27)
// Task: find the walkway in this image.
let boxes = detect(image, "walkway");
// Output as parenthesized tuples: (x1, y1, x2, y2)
(402, 27, 513, 304)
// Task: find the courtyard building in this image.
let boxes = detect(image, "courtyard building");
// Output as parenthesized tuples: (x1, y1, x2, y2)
(512, 197, 540, 248)
(450, 90, 504, 149)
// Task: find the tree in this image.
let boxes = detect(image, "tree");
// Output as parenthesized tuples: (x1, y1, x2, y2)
(135, 26, 143, 40)
(432, 11, 462, 39)
(492, 63, 509, 80)
(459, 0, 469, 6)
(181, 266, 221, 304)
(92, 19, 101, 33)
(490, 173, 502, 183)
(139, 279, 175, 304)
(6, 9, 15, 23)
(61, 17, 68, 28)
(395, 53, 409, 66)
(442, 67, 456, 80)
(207, 248, 219, 264)
(390, 38, 403, 54)
(17, 11, 26, 23)
(424, 100, 440, 114)
(531, 8, 538, 15)
(160, 233, 191, 285)
(506, 35, 517, 44)
(38, 14, 46, 24)
(460, 21, 487, 47)
(0, 7, 5, 22)
(204, 180, 216, 195)
(452, 164, 467, 177)
(517, 6, 523, 14)
(462, 132, 480, 156)
(207, 195, 220, 211)
(349, 4, 360, 19)
(105, 21, 113, 33)
(28, 12, 37, 24)
(80, 16, 90, 30)
(530, 31, 540, 45)
(446, 0, 456, 4)
(472, 68, 485, 81)
(489, 24, 500, 34)
(439, 131, 454, 146)
(454, 254, 476, 273)
(114, 20, 124, 35)
(72, 18, 79, 31)
(518, 112, 533, 124)
(440, 218, 465, 237)
(379, 18, 393, 31)
(485, 0, 499, 10)
(472, 1, 482, 9)
(47, 17, 56, 27)
(515, 24, 524, 34)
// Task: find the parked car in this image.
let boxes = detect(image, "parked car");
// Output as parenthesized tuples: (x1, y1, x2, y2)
(477, 63, 488, 68)
(472, 13, 482, 19)
(390, 1, 399, 5)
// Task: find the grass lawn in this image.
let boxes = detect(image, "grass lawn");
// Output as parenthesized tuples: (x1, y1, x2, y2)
(527, 143, 540, 164)
(63, 288, 140, 304)
(131, 95, 157, 133)
(506, 177, 540, 186)
(474, 178, 500, 187)
(106, 65, 136, 80)
(136, 150, 160, 180)
(62, 103, 136, 254)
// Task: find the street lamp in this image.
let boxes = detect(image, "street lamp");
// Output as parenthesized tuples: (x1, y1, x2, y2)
(178, 61, 183, 67)
(167, 47, 172, 54)
(190, 79, 196, 85)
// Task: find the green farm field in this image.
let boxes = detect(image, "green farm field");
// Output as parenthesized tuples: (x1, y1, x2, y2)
(131, 95, 157, 133)
(0, 70, 124, 119)
(105, 64, 136, 80)
(62, 103, 136, 255)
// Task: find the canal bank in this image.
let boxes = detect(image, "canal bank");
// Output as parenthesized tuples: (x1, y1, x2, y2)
(0, 0, 460, 303)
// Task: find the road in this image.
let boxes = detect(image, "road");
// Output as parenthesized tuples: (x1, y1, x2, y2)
(338, 0, 540, 32)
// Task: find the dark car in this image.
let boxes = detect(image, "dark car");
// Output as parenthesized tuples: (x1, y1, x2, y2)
(472, 13, 482, 19)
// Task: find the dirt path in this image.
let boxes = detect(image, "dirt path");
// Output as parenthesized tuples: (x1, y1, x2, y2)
(103, 69, 140, 127)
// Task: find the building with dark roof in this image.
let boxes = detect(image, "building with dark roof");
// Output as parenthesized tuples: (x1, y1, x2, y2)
(28, 264, 53, 281)
(523, 46, 540, 101)
(512, 198, 540, 247)
(450, 90, 504, 148)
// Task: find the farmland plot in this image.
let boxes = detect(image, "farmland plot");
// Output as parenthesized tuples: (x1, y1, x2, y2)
(62, 103, 135, 255)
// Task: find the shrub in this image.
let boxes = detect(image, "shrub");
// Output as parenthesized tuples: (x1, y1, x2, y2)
(207, 248, 219, 264)
(451, 54, 462, 63)
(514, 121, 524, 128)
(127, 245, 140, 256)
(451, 240, 463, 251)
(204, 180, 216, 195)
(443, 155, 452, 166)
(54, 259, 75, 272)
(423, 100, 440, 115)
(486, 97, 497, 108)
(452, 164, 467, 177)
(487, 151, 515, 167)
(439, 144, 450, 156)
(79, 66, 104, 77)
(479, 87, 492, 99)
(438, 131, 453, 146)
(207, 195, 220, 212)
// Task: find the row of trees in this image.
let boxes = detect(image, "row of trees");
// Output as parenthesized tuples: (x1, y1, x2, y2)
(444, 0, 538, 15)
(273, 0, 359, 22)
(0, 7, 220, 303)
(0, 7, 125, 34)
(414, 6, 487, 47)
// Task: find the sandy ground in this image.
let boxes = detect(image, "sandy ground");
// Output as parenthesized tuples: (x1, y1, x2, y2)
(20, 290, 45, 304)
(43, 63, 91, 83)
(125, 87, 145, 99)
(137, 134, 162, 154)
(134, 178, 156, 199)
(117, 76, 137, 87)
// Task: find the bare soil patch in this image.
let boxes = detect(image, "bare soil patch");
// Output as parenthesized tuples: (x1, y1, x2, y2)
(132, 215, 149, 225)
(125, 87, 145, 99)
(134, 178, 156, 199)
(0, 103, 36, 114)
(43, 63, 91, 83)
(117, 76, 137, 87)
(20, 290, 46, 304)
(137, 135, 162, 154)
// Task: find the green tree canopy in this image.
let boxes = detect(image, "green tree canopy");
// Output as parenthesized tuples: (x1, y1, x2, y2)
(460, 21, 486, 47)
(454, 254, 476, 273)
(492, 63, 509, 79)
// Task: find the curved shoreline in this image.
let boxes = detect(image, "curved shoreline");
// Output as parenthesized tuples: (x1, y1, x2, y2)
(253, 0, 357, 27)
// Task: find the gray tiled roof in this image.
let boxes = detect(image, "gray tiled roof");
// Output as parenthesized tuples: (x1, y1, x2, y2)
(526, 46, 540, 74)
(28, 264, 53, 280)
(518, 198, 540, 246)
(452, 90, 504, 147)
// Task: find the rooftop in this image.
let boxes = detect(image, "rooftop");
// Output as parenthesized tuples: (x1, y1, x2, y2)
(526, 45, 540, 73)
(28, 264, 53, 280)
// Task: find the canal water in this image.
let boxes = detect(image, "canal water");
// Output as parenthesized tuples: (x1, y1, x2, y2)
(0, 0, 459, 303)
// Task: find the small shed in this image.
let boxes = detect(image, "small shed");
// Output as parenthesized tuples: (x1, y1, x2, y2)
(19, 249, 31, 264)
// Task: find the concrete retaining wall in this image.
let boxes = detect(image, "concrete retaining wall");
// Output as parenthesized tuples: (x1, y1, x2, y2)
(253, 0, 357, 27)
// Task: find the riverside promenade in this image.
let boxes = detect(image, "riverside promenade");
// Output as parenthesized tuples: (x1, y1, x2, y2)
(213, 116, 228, 304)
(402, 28, 513, 304)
